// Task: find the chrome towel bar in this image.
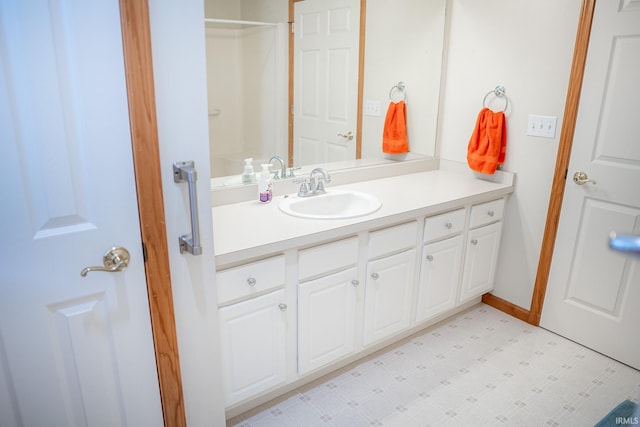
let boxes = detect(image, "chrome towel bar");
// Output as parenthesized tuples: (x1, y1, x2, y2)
(173, 161, 203, 256)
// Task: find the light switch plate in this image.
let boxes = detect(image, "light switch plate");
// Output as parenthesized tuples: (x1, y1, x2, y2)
(527, 115, 558, 139)
(364, 99, 381, 117)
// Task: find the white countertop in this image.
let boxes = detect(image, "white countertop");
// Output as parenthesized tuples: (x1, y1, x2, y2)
(212, 169, 514, 267)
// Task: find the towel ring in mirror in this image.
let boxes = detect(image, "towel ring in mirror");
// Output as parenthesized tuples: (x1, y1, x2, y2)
(482, 85, 508, 112)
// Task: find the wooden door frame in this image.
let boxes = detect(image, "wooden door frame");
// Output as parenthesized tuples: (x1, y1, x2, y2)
(482, 0, 597, 326)
(119, 1, 186, 426)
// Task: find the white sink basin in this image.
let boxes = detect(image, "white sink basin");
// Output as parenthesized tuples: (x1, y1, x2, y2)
(278, 190, 382, 219)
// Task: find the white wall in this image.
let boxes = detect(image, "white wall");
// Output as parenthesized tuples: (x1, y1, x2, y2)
(439, 0, 583, 308)
(205, 24, 287, 177)
(362, 0, 446, 159)
(206, 27, 244, 173)
(204, 0, 288, 177)
(241, 24, 288, 161)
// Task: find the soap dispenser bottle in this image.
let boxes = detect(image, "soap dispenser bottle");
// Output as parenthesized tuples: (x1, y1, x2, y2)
(257, 164, 272, 203)
(242, 158, 255, 184)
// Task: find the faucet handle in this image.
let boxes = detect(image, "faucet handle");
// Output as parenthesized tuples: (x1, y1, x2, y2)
(315, 180, 327, 194)
(287, 167, 301, 178)
(296, 180, 311, 197)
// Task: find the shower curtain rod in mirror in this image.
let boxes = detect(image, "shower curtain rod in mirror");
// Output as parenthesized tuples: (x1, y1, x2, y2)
(204, 18, 279, 26)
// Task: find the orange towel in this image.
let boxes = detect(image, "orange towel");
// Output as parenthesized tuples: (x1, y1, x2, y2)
(467, 107, 507, 174)
(382, 101, 409, 154)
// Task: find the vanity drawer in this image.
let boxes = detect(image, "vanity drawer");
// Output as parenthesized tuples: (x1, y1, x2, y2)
(217, 255, 285, 305)
(469, 198, 505, 228)
(299, 237, 359, 281)
(423, 209, 466, 243)
(369, 221, 418, 259)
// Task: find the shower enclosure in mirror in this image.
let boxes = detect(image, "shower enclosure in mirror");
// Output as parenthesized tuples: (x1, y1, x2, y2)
(204, 0, 288, 183)
(205, 0, 446, 186)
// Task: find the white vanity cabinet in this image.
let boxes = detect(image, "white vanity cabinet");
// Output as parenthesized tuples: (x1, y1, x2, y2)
(297, 238, 359, 375)
(213, 170, 515, 415)
(217, 256, 288, 406)
(363, 222, 417, 346)
(416, 209, 466, 323)
(459, 199, 505, 303)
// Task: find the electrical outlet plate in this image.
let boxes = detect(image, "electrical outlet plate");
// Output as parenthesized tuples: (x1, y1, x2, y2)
(527, 115, 558, 139)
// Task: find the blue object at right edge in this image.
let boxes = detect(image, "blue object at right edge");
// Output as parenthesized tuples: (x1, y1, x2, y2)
(594, 399, 639, 427)
(609, 233, 640, 257)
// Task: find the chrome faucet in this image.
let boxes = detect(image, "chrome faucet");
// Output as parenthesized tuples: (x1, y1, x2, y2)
(269, 155, 286, 180)
(297, 167, 331, 197)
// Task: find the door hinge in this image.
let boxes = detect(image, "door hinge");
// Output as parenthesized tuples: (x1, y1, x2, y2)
(142, 242, 148, 263)
(564, 169, 568, 180)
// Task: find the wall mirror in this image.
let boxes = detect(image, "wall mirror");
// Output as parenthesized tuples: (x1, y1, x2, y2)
(204, 0, 446, 187)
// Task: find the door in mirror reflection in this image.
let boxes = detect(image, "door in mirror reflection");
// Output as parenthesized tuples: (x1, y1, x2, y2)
(294, 0, 360, 165)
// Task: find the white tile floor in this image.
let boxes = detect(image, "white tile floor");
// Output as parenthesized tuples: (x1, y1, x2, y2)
(228, 304, 640, 427)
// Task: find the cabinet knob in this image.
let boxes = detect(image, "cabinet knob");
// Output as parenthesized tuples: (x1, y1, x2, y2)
(370, 272, 379, 280)
(351, 279, 359, 287)
(471, 239, 478, 245)
(487, 210, 495, 217)
(426, 255, 434, 261)
(247, 277, 256, 286)
(278, 303, 287, 312)
(445, 222, 453, 229)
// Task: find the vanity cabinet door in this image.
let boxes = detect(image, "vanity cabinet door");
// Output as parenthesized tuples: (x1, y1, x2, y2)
(363, 249, 416, 346)
(218, 289, 287, 406)
(459, 221, 503, 303)
(416, 235, 463, 323)
(298, 268, 358, 375)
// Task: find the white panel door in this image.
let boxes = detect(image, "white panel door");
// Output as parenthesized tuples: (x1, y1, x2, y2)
(540, 1, 640, 369)
(148, 0, 226, 423)
(294, 0, 359, 166)
(0, 1, 163, 426)
(363, 250, 415, 346)
(298, 268, 358, 375)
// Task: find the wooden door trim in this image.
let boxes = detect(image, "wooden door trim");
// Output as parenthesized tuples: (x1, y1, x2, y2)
(119, 1, 186, 426)
(482, 0, 596, 326)
(355, 0, 366, 159)
(526, 0, 596, 326)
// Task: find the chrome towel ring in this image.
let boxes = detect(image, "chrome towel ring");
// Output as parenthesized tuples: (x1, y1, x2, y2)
(389, 81, 406, 101)
(483, 85, 509, 112)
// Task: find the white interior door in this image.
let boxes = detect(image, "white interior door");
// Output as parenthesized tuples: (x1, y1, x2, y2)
(0, 1, 163, 425)
(540, 0, 640, 369)
(293, 0, 359, 166)
(147, 0, 226, 424)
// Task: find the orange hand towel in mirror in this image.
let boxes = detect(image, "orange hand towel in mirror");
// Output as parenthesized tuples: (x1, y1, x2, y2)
(467, 107, 507, 174)
(382, 101, 409, 154)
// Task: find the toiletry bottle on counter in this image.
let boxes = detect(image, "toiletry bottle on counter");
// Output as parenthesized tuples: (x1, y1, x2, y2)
(257, 164, 272, 203)
(242, 158, 255, 184)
